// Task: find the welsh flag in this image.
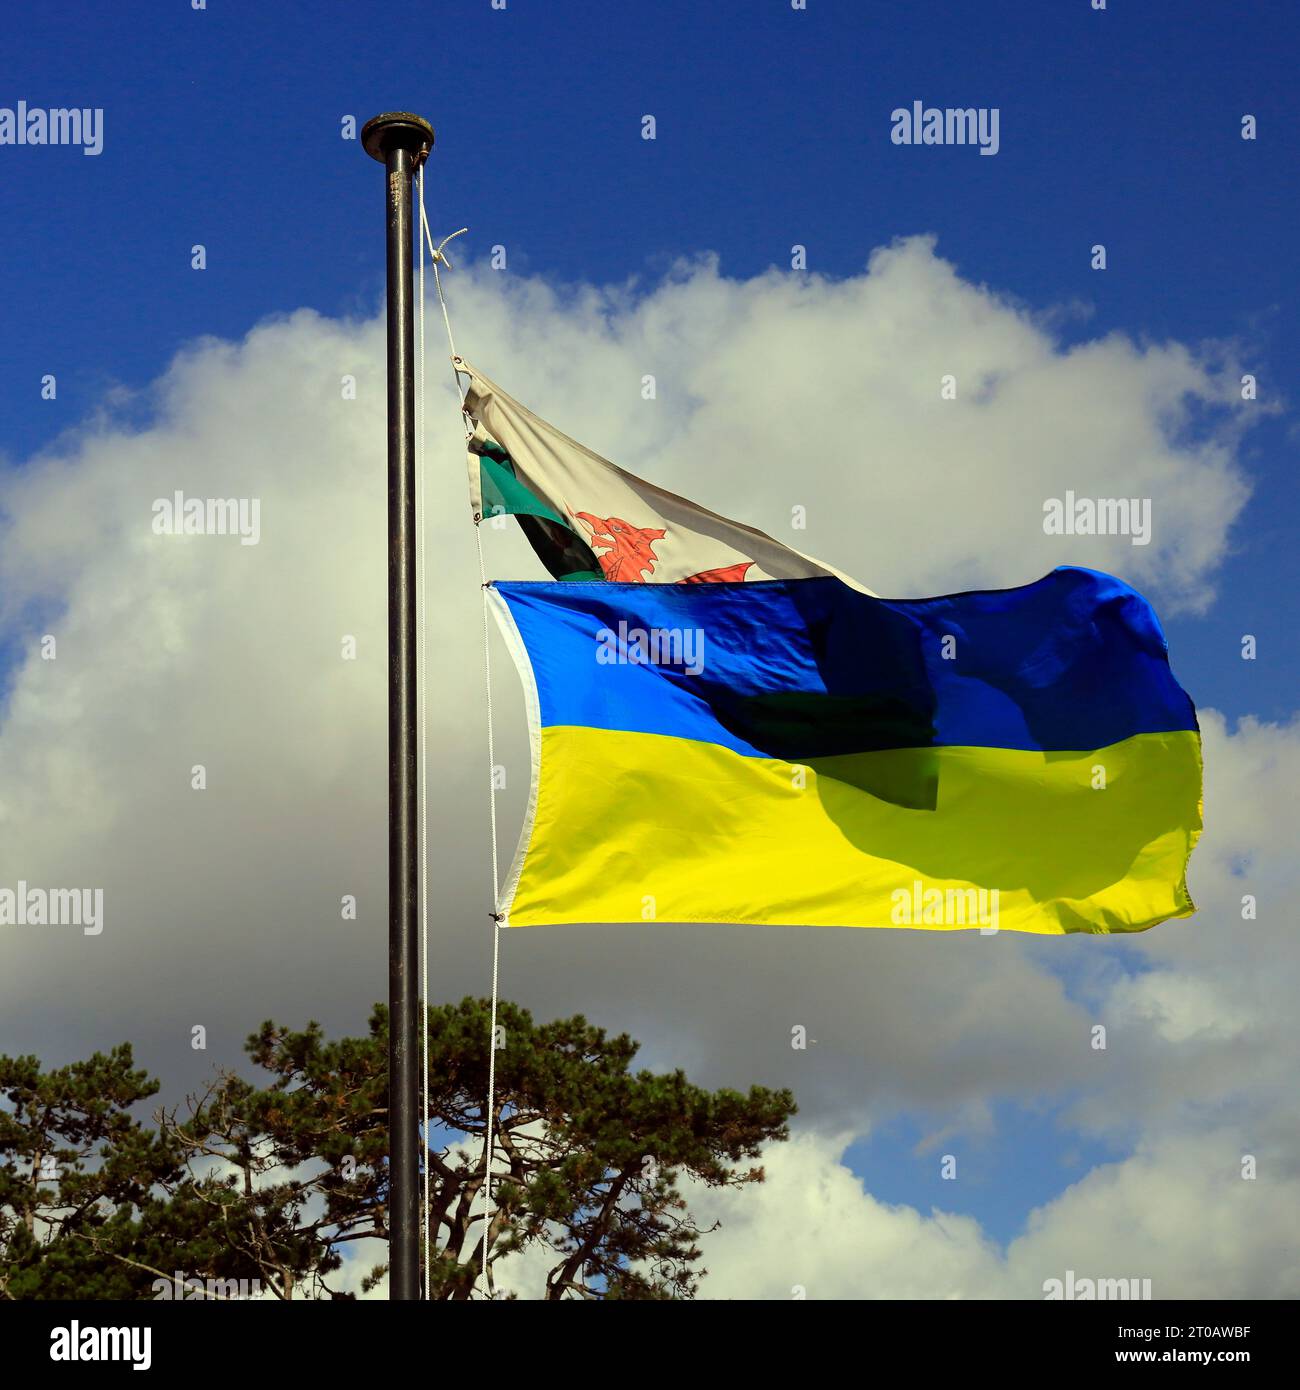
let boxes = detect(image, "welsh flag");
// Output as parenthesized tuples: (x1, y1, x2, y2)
(459, 360, 870, 591)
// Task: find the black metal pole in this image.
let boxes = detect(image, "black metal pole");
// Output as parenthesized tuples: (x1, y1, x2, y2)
(362, 110, 434, 1302)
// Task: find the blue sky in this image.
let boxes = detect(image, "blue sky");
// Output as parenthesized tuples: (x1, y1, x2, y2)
(6, 0, 1297, 725)
(3, 0, 1298, 1284)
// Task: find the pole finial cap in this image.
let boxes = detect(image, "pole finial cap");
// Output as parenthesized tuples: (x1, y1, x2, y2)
(361, 112, 435, 164)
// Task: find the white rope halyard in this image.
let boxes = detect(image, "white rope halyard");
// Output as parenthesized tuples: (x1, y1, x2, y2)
(419, 192, 470, 417)
(475, 524, 504, 1298)
(417, 161, 430, 1301)
(414, 169, 503, 1299)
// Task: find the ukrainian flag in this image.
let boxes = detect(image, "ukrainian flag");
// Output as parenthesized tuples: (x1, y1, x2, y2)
(488, 568, 1202, 934)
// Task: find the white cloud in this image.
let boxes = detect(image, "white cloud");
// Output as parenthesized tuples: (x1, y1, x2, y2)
(691, 1131, 1002, 1300)
(1106, 971, 1249, 1045)
(0, 239, 1289, 1298)
(442, 237, 1253, 608)
(695, 1128, 1299, 1299)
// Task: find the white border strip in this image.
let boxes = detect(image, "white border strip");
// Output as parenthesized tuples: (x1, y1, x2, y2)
(484, 586, 543, 926)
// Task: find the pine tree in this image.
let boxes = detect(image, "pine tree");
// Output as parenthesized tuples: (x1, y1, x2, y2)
(2, 1000, 794, 1299)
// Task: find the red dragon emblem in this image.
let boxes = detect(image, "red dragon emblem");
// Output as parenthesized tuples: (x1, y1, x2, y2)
(572, 512, 666, 582)
(572, 510, 754, 584)
(676, 561, 754, 584)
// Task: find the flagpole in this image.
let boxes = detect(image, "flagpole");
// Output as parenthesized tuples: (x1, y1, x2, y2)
(362, 110, 434, 1302)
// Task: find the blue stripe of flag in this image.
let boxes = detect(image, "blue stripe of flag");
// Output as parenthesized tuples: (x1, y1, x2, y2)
(494, 567, 1197, 758)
